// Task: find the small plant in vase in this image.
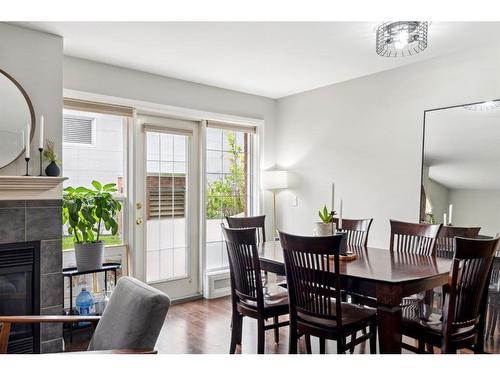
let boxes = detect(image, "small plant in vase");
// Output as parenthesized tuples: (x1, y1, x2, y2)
(315, 205, 336, 236)
(43, 139, 61, 176)
(63, 181, 122, 271)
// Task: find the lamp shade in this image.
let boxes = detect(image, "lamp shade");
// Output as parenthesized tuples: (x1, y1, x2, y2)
(261, 170, 288, 190)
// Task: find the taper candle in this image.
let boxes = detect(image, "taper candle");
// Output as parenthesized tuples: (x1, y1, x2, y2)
(443, 213, 447, 226)
(331, 183, 335, 212)
(448, 204, 453, 225)
(25, 123, 30, 158)
(39, 115, 44, 149)
(339, 199, 343, 228)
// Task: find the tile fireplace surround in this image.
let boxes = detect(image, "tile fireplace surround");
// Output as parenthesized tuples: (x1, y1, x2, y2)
(0, 199, 63, 353)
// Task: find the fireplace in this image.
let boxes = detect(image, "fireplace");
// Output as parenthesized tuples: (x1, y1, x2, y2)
(0, 241, 40, 353)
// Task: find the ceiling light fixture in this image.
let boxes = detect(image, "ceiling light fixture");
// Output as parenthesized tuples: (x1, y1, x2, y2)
(376, 21, 428, 57)
(462, 101, 500, 111)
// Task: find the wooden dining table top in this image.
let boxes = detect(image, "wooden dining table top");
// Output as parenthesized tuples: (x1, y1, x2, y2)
(258, 240, 454, 285)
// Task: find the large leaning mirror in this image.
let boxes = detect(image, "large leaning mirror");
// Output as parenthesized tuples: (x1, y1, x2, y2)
(420, 99, 500, 237)
(0, 69, 35, 169)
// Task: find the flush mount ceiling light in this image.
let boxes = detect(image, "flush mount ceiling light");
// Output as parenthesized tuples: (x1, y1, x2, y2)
(462, 101, 500, 111)
(376, 21, 428, 57)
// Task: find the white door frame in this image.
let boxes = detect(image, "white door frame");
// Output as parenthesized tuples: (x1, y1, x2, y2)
(63, 89, 264, 299)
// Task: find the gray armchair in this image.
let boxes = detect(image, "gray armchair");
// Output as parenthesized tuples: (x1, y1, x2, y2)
(0, 276, 171, 354)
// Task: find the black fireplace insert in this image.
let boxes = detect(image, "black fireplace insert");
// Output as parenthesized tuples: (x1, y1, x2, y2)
(0, 241, 40, 353)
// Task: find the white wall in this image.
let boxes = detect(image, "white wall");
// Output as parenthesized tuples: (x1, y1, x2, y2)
(63, 56, 277, 235)
(0, 23, 63, 178)
(275, 44, 500, 248)
(449, 189, 500, 237)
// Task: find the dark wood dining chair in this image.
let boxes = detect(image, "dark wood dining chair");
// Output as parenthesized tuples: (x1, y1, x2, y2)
(486, 257, 500, 338)
(226, 215, 266, 244)
(401, 236, 500, 354)
(435, 226, 481, 259)
(222, 225, 289, 354)
(389, 219, 442, 256)
(226, 215, 272, 285)
(279, 231, 377, 354)
(332, 218, 373, 247)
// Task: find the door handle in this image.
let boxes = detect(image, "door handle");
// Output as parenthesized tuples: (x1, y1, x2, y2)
(136, 218, 144, 225)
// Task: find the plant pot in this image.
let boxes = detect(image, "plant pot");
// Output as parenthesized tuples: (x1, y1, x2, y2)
(75, 241, 104, 272)
(315, 222, 337, 236)
(45, 161, 61, 177)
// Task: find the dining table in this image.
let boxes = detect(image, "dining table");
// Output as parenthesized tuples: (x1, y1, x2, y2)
(257, 240, 457, 354)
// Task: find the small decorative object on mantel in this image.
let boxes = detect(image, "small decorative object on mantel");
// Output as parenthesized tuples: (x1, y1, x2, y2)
(63, 180, 122, 272)
(43, 139, 61, 177)
(315, 205, 336, 236)
(23, 122, 30, 176)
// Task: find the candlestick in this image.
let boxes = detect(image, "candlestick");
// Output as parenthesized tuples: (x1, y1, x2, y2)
(38, 148, 43, 176)
(39, 115, 44, 149)
(443, 213, 447, 226)
(24, 157, 30, 176)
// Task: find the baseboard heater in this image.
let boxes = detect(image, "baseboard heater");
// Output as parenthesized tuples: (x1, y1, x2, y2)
(203, 269, 231, 299)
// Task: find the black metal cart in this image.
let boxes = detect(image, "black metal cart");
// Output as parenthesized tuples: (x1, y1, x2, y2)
(62, 263, 121, 341)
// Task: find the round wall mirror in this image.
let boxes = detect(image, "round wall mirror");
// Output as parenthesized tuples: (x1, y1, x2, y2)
(0, 69, 35, 169)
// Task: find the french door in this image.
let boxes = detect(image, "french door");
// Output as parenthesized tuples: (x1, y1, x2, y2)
(134, 115, 200, 300)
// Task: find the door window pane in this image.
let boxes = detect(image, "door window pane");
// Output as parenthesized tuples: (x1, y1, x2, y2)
(146, 131, 189, 282)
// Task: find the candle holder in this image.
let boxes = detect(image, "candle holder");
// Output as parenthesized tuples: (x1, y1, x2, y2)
(38, 147, 43, 176)
(24, 157, 30, 176)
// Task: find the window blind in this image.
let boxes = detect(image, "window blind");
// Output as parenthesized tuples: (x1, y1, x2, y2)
(206, 120, 257, 134)
(63, 98, 134, 117)
(142, 124, 193, 136)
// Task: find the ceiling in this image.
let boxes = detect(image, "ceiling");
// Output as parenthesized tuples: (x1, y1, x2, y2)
(424, 104, 500, 190)
(17, 22, 500, 98)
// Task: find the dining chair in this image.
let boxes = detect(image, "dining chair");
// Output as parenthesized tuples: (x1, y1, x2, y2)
(279, 231, 377, 354)
(222, 225, 289, 354)
(389, 219, 442, 256)
(401, 236, 500, 354)
(486, 244, 500, 338)
(226, 215, 266, 244)
(435, 226, 481, 259)
(332, 218, 373, 247)
(0, 277, 170, 354)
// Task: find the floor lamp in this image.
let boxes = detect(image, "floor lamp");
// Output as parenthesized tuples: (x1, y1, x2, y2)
(261, 170, 288, 239)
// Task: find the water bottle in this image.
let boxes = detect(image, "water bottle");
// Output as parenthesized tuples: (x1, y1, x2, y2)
(76, 287, 96, 317)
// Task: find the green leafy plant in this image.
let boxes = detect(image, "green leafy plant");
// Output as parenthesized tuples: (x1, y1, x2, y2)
(318, 205, 333, 224)
(62, 181, 122, 244)
(206, 131, 246, 219)
(42, 139, 60, 165)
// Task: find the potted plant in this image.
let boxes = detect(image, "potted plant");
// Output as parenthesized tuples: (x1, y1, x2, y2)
(63, 180, 122, 272)
(43, 139, 61, 176)
(315, 205, 336, 236)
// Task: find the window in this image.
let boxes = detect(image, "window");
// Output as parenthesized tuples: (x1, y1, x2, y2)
(62, 107, 128, 250)
(205, 123, 256, 271)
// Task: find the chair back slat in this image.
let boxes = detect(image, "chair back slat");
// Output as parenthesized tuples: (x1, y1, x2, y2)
(222, 226, 263, 306)
(442, 237, 500, 338)
(226, 215, 266, 245)
(435, 226, 481, 259)
(332, 218, 373, 247)
(389, 220, 441, 256)
(279, 231, 344, 329)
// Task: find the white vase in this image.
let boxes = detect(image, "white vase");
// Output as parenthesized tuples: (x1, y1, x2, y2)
(315, 222, 337, 236)
(75, 241, 104, 272)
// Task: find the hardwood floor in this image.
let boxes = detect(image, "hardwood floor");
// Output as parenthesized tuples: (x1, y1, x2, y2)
(64, 295, 500, 354)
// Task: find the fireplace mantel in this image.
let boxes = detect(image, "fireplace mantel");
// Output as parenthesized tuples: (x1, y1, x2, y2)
(0, 176, 67, 200)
